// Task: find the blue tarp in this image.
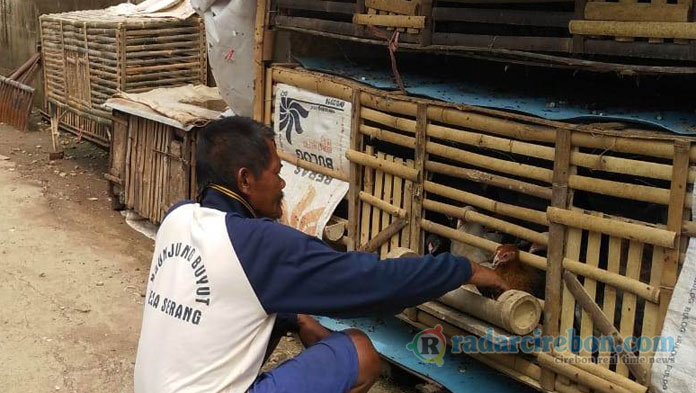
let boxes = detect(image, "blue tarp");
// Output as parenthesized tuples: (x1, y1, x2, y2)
(317, 316, 537, 393)
(297, 57, 696, 135)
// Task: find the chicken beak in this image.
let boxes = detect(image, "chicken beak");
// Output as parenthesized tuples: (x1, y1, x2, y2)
(491, 253, 501, 269)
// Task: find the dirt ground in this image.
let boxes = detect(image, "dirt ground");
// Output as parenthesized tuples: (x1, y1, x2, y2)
(0, 115, 414, 393)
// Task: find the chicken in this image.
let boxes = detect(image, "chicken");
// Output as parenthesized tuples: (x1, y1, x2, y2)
(450, 215, 503, 267)
(482, 244, 545, 299)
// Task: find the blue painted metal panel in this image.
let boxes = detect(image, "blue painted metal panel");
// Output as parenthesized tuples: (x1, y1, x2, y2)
(296, 57, 696, 135)
(316, 316, 537, 393)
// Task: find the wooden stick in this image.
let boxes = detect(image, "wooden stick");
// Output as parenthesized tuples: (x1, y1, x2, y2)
(425, 160, 552, 200)
(546, 206, 676, 248)
(358, 218, 407, 253)
(562, 271, 648, 385)
(346, 150, 419, 181)
(353, 14, 426, 28)
(422, 199, 548, 245)
(359, 191, 408, 218)
(277, 150, 349, 181)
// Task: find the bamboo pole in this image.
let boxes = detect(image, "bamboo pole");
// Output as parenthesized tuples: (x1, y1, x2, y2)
(361, 107, 417, 133)
(272, 67, 353, 101)
(360, 92, 417, 117)
(546, 206, 676, 248)
(359, 191, 408, 218)
(424, 181, 549, 226)
(427, 123, 555, 161)
(427, 106, 557, 144)
(425, 160, 552, 200)
(568, 174, 680, 207)
(353, 14, 426, 28)
(360, 124, 416, 148)
(427, 141, 553, 183)
(439, 288, 542, 335)
(346, 150, 419, 181)
(570, 20, 696, 40)
(358, 218, 408, 253)
(277, 150, 349, 182)
(422, 199, 548, 245)
(418, 301, 518, 346)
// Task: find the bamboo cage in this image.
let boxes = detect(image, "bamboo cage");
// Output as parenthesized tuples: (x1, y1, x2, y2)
(40, 9, 207, 147)
(264, 64, 696, 393)
(108, 107, 199, 225)
(269, 0, 696, 67)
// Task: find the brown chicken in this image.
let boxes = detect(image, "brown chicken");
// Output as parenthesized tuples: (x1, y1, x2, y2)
(484, 244, 546, 299)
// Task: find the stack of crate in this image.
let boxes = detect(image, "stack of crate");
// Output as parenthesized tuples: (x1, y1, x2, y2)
(40, 9, 207, 147)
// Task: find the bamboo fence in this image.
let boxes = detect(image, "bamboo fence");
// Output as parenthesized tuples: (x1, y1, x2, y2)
(40, 9, 207, 147)
(264, 64, 696, 393)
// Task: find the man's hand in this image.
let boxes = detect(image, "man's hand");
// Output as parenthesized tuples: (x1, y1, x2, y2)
(466, 260, 510, 294)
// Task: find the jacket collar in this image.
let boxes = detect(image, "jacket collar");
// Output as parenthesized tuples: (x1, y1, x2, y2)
(199, 184, 256, 218)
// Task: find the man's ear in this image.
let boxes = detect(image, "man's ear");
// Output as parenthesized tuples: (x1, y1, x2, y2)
(237, 167, 253, 196)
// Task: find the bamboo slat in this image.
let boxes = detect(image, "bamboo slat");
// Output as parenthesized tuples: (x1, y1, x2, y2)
(359, 191, 408, 219)
(353, 14, 426, 28)
(579, 219, 601, 359)
(371, 153, 385, 251)
(360, 145, 375, 247)
(599, 236, 622, 369)
(391, 165, 404, 250)
(547, 207, 676, 248)
(381, 158, 395, 257)
(425, 160, 552, 200)
(361, 107, 417, 133)
(346, 150, 419, 181)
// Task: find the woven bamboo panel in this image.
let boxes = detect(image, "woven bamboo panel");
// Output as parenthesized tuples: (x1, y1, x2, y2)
(265, 64, 696, 393)
(40, 9, 207, 147)
(109, 111, 195, 224)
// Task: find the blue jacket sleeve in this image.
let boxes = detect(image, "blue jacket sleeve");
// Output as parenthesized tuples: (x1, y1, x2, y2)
(226, 214, 472, 318)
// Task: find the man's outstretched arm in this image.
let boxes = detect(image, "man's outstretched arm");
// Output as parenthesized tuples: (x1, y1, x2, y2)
(227, 215, 508, 317)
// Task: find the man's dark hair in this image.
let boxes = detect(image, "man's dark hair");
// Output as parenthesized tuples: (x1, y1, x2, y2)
(196, 116, 275, 193)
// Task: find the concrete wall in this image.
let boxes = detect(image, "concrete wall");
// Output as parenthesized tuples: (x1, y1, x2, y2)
(0, 0, 143, 106)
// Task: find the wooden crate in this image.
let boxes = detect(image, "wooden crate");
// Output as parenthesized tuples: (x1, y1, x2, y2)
(108, 108, 198, 225)
(265, 64, 696, 393)
(269, 1, 696, 71)
(40, 9, 207, 147)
